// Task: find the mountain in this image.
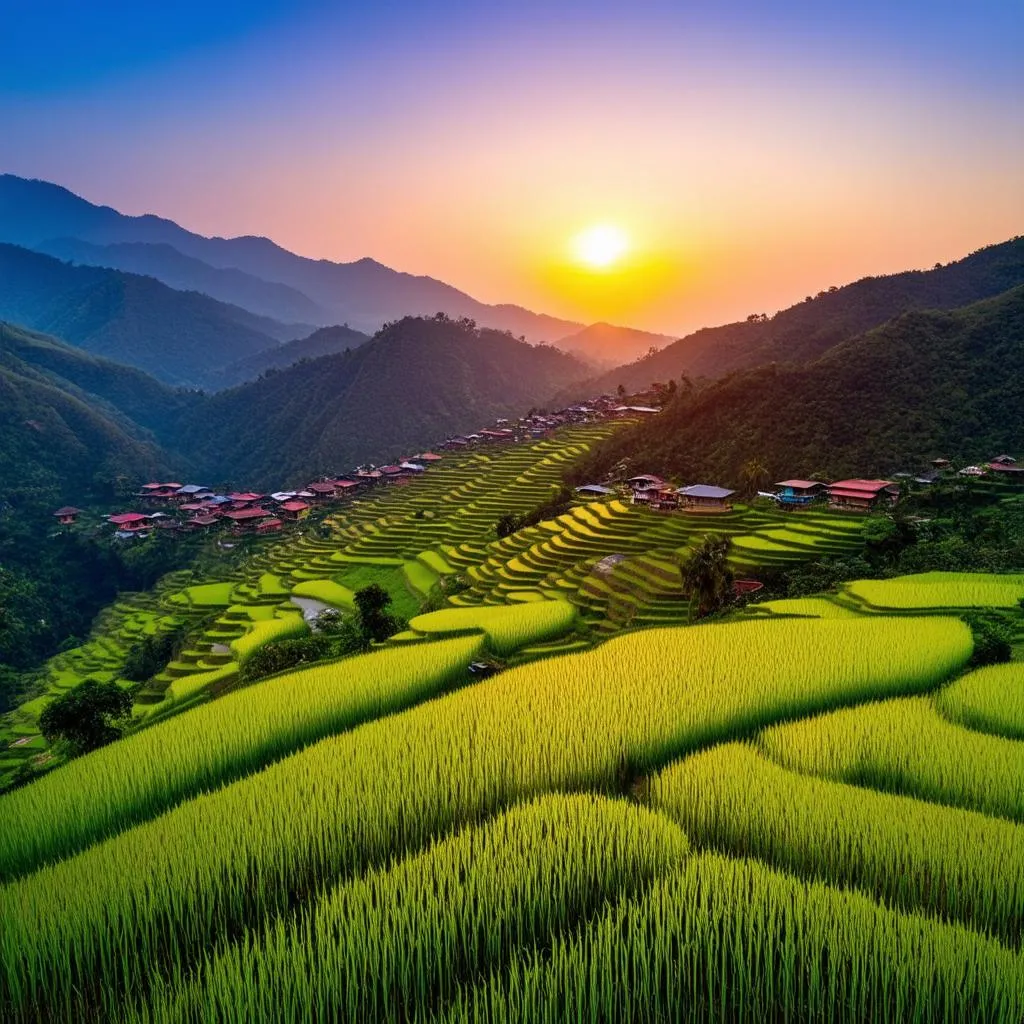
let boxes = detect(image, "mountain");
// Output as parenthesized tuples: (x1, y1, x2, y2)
(219, 323, 371, 386)
(0, 244, 305, 388)
(553, 322, 674, 367)
(571, 285, 1024, 487)
(181, 315, 590, 487)
(573, 237, 1024, 398)
(35, 238, 328, 326)
(0, 322, 176, 505)
(0, 174, 586, 341)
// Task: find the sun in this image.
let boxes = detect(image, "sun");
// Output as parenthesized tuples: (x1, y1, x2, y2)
(572, 223, 629, 269)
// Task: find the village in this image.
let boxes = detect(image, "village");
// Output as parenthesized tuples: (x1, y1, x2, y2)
(50, 386, 1024, 536)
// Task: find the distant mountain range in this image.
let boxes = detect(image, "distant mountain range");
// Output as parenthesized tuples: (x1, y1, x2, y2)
(0, 174, 670, 365)
(0, 244, 302, 389)
(572, 282, 1024, 487)
(566, 236, 1024, 398)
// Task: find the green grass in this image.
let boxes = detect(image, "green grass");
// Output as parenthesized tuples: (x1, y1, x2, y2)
(337, 564, 421, 621)
(937, 662, 1024, 740)
(181, 582, 236, 608)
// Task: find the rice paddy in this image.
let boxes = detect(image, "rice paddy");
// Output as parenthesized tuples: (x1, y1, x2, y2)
(5, 420, 1024, 1021)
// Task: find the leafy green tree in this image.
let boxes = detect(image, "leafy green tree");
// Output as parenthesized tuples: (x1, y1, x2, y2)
(740, 458, 769, 499)
(496, 513, 521, 538)
(964, 614, 1014, 666)
(679, 535, 735, 619)
(39, 679, 133, 755)
(354, 584, 401, 643)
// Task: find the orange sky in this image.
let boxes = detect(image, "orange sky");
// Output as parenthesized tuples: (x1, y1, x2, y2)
(2, 3, 1021, 336)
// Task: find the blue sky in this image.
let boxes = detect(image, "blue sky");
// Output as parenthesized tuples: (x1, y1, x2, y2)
(0, 1, 1021, 331)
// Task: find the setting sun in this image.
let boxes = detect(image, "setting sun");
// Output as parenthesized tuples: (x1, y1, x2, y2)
(572, 224, 630, 270)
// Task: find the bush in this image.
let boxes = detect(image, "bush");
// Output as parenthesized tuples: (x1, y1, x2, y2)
(38, 679, 133, 755)
(964, 614, 1014, 667)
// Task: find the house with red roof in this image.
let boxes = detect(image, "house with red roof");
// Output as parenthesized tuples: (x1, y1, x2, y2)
(306, 482, 340, 501)
(827, 479, 898, 512)
(279, 500, 310, 521)
(108, 512, 152, 532)
(775, 480, 826, 508)
(987, 455, 1024, 478)
(223, 507, 274, 531)
(52, 506, 82, 525)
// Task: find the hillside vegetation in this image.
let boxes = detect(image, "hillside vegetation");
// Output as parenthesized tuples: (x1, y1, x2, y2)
(576, 235, 1024, 396)
(218, 323, 370, 385)
(0, 243, 301, 388)
(574, 284, 1024, 485)
(181, 315, 590, 487)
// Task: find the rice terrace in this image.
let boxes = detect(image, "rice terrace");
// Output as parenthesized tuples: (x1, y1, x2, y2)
(1, 417, 1023, 1022)
(2, 5, 1023, 1021)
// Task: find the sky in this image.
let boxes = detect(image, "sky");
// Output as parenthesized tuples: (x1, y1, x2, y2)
(1, 1, 1022, 335)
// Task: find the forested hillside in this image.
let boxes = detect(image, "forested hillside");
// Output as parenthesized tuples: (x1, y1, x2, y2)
(219, 323, 370, 385)
(572, 284, 1024, 486)
(182, 316, 590, 487)
(0, 244, 302, 388)
(36, 238, 328, 326)
(575, 236, 1024, 397)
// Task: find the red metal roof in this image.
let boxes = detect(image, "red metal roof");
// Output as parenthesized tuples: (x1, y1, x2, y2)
(829, 479, 894, 494)
(379, 465, 404, 474)
(109, 513, 149, 524)
(416, 452, 443, 461)
(306, 482, 337, 493)
(257, 518, 283, 530)
(223, 507, 272, 521)
(53, 506, 81, 516)
(333, 480, 361, 489)
(280, 501, 309, 512)
(829, 488, 880, 500)
(189, 514, 221, 526)
(228, 492, 263, 502)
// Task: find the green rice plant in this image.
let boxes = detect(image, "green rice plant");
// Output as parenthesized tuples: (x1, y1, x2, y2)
(650, 742, 1024, 943)
(230, 613, 308, 664)
(937, 662, 1024, 740)
(845, 573, 1024, 611)
(131, 795, 688, 1024)
(167, 663, 236, 704)
(290, 579, 355, 609)
(181, 582, 236, 607)
(409, 599, 577, 654)
(0, 617, 970, 1021)
(758, 696, 1024, 822)
(437, 851, 1024, 1024)
(0, 636, 481, 885)
(746, 597, 862, 618)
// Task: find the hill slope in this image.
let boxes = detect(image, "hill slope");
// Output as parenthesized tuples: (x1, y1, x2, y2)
(182, 316, 590, 487)
(218, 323, 371, 386)
(0, 174, 585, 342)
(0, 244, 303, 388)
(578, 236, 1024, 396)
(553, 321, 674, 366)
(573, 285, 1024, 485)
(35, 237, 328, 326)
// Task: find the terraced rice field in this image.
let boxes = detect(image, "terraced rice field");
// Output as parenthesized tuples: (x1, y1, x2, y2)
(4, 564, 1024, 1021)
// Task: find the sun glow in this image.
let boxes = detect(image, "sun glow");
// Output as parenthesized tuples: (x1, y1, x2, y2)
(572, 223, 630, 269)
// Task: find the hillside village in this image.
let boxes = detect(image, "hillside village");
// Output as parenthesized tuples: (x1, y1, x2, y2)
(52, 383, 1024, 538)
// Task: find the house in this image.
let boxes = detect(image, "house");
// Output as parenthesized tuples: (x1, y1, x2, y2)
(914, 470, 942, 486)
(677, 484, 736, 512)
(626, 474, 665, 503)
(108, 512, 152, 532)
(333, 480, 362, 494)
(185, 513, 222, 530)
(139, 482, 183, 501)
(987, 460, 1024, 478)
(279, 500, 310, 521)
(256, 518, 284, 534)
(227, 492, 264, 506)
(652, 486, 680, 511)
(399, 461, 426, 473)
(958, 465, 986, 478)
(306, 482, 339, 501)
(52, 506, 81, 525)
(774, 480, 826, 508)
(415, 452, 443, 463)
(379, 465, 407, 483)
(175, 484, 211, 500)
(827, 479, 899, 511)
(223, 507, 274, 530)
(576, 484, 614, 497)
(991, 455, 1017, 466)
(931, 458, 951, 469)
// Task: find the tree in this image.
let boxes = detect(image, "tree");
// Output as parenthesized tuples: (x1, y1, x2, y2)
(740, 458, 769, 499)
(616, 383, 627, 398)
(39, 679, 133, 755)
(354, 584, 401, 642)
(679, 535, 734, 619)
(496, 512, 521, 538)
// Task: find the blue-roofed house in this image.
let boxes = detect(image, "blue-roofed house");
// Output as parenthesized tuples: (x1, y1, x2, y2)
(576, 484, 614, 497)
(774, 479, 826, 508)
(677, 484, 736, 512)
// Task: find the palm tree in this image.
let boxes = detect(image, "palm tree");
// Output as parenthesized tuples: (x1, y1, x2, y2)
(679, 535, 735, 620)
(740, 458, 769, 500)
